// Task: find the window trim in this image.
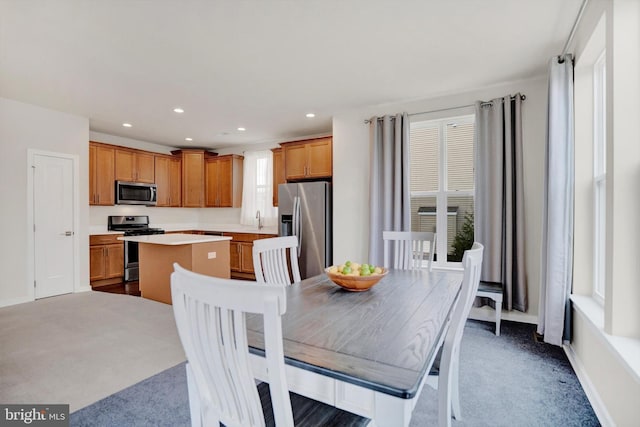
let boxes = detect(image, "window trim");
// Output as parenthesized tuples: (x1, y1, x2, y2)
(592, 50, 606, 304)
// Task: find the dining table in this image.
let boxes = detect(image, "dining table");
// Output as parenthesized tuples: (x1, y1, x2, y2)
(246, 267, 464, 427)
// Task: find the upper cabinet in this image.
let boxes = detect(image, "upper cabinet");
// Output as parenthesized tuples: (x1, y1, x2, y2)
(282, 137, 332, 180)
(89, 142, 115, 205)
(271, 147, 285, 206)
(174, 149, 207, 207)
(155, 154, 181, 207)
(206, 154, 243, 207)
(172, 149, 221, 207)
(115, 148, 155, 183)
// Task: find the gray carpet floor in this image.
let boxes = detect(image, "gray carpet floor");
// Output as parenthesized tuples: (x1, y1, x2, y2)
(0, 292, 186, 411)
(70, 320, 599, 427)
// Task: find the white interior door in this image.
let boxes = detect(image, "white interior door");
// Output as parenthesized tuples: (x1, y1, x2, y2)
(34, 153, 75, 299)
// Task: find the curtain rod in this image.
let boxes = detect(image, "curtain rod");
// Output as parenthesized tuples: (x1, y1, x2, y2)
(363, 93, 526, 124)
(559, 0, 589, 61)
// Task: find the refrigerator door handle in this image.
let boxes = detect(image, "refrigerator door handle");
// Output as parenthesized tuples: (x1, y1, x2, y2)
(292, 196, 298, 238)
(296, 196, 302, 257)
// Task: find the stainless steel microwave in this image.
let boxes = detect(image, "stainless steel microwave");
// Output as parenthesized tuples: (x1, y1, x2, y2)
(115, 181, 157, 206)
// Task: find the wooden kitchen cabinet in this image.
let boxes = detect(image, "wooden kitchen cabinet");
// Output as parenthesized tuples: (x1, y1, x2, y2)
(205, 154, 243, 207)
(230, 241, 254, 276)
(225, 232, 277, 280)
(283, 137, 332, 180)
(271, 147, 285, 206)
(154, 154, 181, 207)
(115, 148, 155, 183)
(89, 234, 124, 285)
(172, 149, 217, 207)
(89, 142, 115, 205)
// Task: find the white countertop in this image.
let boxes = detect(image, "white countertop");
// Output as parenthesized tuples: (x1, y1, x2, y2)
(89, 230, 125, 235)
(118, 233, 232, 245)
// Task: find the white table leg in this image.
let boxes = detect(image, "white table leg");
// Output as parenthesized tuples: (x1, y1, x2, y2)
(373, 392, 414, 427)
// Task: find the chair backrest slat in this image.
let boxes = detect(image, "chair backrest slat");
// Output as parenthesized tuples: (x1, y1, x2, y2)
(253, 236, 301, 285)
(171, 263, 294, 427)
(383, 231, 437, 271)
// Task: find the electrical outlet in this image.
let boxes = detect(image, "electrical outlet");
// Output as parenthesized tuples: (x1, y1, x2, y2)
(208, 252, 216, 259)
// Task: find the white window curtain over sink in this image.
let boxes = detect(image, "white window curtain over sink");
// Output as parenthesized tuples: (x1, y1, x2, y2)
(240, 150, 278, 227)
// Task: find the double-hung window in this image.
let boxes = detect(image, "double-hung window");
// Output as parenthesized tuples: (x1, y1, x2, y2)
(409, 114, 475, 267)
(593, 51, 606, 303)
(240, 150, 277, 227)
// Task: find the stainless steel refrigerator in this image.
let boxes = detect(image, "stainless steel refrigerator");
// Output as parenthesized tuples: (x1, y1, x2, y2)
(278, 182, 332, 279)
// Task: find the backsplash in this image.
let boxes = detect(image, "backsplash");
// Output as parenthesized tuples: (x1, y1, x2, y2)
(90, 206, 241, 229)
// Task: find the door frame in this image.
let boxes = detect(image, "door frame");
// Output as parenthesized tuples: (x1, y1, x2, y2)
(26, 149, 80, 301)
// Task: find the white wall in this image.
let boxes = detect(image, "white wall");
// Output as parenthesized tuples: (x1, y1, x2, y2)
(90, 131, 178, 155)
(568, 0, 640, 424)
(333, 77, 548, 322)
(0, 97, 89, 306)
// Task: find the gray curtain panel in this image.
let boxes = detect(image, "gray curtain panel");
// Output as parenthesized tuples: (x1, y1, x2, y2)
(537, 54, 574, 346)
(368, 113, 411, 266)
(475, 94, 527, 312)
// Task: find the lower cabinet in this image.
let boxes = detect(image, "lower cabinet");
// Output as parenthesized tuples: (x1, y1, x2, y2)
(226, 232, 277, 280)
(89, 234, 124, 286)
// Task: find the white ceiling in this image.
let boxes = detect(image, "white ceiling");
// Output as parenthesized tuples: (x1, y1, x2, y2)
(0, 0, 582, 150)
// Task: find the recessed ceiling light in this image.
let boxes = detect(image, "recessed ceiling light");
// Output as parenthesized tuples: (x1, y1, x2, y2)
(237, 127, 246, 132)
(173, 107, 184, 113)
(122, 123, 132, 128)
(185, 137, 193, 141)
(305, 113, 316, 118)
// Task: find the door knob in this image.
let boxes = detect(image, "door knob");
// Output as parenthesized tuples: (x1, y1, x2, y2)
(61, 231, 74, 236)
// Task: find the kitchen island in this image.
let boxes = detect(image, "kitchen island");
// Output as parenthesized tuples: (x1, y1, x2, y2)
(118, 233, 232, 304)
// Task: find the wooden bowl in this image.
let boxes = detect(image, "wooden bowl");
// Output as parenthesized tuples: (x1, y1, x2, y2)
(324, 267, 388, 292)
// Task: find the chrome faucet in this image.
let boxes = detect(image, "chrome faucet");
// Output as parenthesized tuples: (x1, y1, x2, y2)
(256, 210, 263, 230)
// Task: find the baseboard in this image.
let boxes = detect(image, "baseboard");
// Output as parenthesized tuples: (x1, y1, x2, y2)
(0, 295, 33, 308)
(1, 288, 92, 308)
(563, 343, 614, 427)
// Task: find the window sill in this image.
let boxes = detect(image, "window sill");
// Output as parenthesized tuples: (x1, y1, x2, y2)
(570, 294, 640, 383)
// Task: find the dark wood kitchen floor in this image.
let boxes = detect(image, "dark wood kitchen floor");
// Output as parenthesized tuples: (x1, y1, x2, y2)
(92, 281, 141, 297)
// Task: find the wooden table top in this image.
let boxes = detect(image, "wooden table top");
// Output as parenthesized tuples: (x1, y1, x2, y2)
(246, 268, 463, 399)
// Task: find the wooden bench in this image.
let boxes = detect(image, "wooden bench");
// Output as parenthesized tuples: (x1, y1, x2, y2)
(477, 281, 503, 336)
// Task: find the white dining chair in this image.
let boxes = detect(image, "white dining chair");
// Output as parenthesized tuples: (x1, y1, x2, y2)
(252, 236, 301, 285)
(382, 231, 437, 271)
(171, 263, 369, 427)
(432, 242, 484, 427)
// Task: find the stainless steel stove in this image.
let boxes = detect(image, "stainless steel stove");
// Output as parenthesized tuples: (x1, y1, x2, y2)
(108, 215, 165, 282)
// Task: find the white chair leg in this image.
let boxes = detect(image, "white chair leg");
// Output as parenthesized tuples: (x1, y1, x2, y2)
(186, 363, 203, 427)
(495, 296, 502, 336)
(450, 349, 461, 420)
(438, 347, 453, 427)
